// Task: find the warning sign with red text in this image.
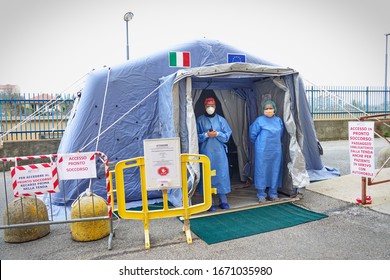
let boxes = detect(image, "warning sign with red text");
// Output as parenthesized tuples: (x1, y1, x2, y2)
(57, 152, 97, 180)
(349, 121, 375, 178)
(143, 138, 181, 190)
(11, 163, 59, 197)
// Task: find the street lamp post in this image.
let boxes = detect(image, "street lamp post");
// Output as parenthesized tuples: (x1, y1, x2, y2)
(385, 33, 390, 113)
(124, 12, 134, 60)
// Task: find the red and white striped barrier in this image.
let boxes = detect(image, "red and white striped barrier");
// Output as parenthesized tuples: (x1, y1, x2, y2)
(3, 153, 110, 207)
(1, 154, 58, 163)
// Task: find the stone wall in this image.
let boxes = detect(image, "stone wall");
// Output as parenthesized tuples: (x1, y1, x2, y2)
(0, 139, 61, 171)
(314, 119, 350, 141)
(314, 119, 390, 141)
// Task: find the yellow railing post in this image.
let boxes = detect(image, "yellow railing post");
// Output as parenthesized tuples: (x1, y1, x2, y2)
(113, 153, 216, 249)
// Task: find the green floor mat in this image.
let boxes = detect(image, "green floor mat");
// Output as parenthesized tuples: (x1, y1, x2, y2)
(114, 202, 173, 217)
(188, 203, 328, 245)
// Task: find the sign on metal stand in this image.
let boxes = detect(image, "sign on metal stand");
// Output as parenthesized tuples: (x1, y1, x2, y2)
(143, 138, 182, 190)
(349, 121, 377, 205)
(349, 121, 375, 178)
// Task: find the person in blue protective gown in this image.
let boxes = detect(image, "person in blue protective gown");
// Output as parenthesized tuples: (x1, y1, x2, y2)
(249, 100, 284, 203)
(197, 97, 232, 211)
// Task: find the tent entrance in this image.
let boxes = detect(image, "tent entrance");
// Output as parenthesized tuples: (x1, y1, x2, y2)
(164, 63, 310, 207)
(193, 89, 240, 182)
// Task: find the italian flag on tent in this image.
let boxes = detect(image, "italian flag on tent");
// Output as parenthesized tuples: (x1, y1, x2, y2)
(169, 51, 191, 67)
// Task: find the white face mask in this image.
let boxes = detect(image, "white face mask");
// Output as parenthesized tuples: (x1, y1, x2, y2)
(264, 108, 275, 118)
(206, 106, 215, 115)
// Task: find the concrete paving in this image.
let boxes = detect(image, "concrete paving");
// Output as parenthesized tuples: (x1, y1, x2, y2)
(307, 168, 390, 215)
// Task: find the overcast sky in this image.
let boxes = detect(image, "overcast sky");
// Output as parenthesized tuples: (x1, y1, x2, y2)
(0, 0, 389, 93)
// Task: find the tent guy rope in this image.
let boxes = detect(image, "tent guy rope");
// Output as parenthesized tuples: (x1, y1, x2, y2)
(0, 72, 89, 143)
(78, 76, 173, 152)
(304, 79, 390, 130)
(95, 68, 111, 151)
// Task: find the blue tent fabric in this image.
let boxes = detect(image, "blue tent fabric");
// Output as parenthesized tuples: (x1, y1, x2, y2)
(55, 39, 339, 208)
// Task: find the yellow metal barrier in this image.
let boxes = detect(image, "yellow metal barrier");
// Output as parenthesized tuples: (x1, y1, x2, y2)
(111, 153, 216, 249)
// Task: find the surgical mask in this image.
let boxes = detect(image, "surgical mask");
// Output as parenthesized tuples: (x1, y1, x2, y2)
(264, 108, 275, 117)
(206, 106, 215, 115)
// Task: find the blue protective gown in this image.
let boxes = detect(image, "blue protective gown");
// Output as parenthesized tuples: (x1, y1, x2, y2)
(197, 114, 232, 195)
(249, 115, 284, 199)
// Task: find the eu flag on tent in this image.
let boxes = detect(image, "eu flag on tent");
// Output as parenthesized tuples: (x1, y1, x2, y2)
(227, 53, 246, 63)
(169, 51, 191, 67)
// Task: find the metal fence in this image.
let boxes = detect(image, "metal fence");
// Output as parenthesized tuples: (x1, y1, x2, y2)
(1, 87, 389, 141)
(305, 85, 389, 120)
(0, 93, 75, 141)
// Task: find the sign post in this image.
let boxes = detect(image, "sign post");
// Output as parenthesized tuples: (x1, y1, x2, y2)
(348, 121, 375, 178)
(349, 121, 375, 204)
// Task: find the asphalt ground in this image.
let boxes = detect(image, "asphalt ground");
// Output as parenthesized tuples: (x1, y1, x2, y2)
(1, 139, 390, 279)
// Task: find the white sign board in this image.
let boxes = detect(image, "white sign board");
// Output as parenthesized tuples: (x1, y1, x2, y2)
(349, 121, 375, 178)
(57, 152, 97, 180)
(143, 138, 181, 190)
(11, 163, 59, 197)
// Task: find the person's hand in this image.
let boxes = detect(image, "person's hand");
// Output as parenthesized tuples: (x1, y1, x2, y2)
(207, 130, 218, 138)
